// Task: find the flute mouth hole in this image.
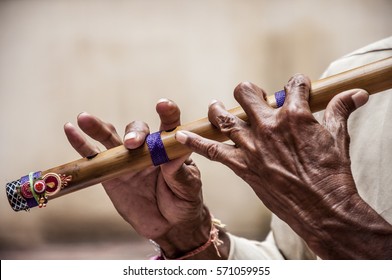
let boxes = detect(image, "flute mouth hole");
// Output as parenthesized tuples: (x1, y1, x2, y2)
(86, 153, 98, 160)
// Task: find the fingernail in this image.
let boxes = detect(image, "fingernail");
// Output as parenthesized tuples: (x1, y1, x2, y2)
(64, 122, 74, 129)
(124, 131, 138, 142)
(351, 90, 369, 108)
(209, 99, 218, 107)
(175, 131, 188, 144)
(157, 98, 170, 104)
(78, 111, 89, 116)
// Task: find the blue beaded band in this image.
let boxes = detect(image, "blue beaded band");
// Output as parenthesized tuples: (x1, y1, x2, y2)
(274, 89, 286, 108)
(146, 131, 170, 166)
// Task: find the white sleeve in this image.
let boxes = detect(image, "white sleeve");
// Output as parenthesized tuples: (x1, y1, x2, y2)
(227, 231, 285, 260)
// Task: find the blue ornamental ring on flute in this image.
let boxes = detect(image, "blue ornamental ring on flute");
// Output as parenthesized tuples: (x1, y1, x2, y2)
(146, 131, 170, 166)
(275, 89, 286, 108)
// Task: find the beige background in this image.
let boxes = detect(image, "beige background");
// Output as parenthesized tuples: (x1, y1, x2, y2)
(0, 0, 391, 259)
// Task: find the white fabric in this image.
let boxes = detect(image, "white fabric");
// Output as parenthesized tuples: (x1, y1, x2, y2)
(228, 232, 284, 260)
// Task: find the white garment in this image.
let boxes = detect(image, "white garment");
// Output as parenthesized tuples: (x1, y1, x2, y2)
(228, 36, 392, 259)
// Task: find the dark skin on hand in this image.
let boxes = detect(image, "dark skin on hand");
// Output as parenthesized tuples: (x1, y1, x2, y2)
(64, 74, 392, 259)
(176, 74, 392, 259)
(64, 99, 229, 260)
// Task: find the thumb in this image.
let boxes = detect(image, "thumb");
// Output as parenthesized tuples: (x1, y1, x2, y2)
(160, 154, 202, 201)
(323, 88, 369, 143)
(160, 153, 192, 176)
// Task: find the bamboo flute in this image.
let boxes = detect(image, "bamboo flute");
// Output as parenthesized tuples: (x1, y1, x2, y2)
(6, 56, 392, 211)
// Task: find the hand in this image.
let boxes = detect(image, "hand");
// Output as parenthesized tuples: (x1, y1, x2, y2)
(64, 99, 214, 259)
(176, 74, 392, 259)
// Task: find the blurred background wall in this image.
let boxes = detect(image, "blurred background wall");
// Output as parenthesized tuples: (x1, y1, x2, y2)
(0, 0, 391, 259)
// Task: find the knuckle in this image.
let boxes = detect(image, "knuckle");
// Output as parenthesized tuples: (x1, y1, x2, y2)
(285, 74, 311, 98)
(217, 114, 237, 131)
(206, 143, 221, 161)
(126, 120, 149, 133)
(216, 114, 244, 141)
(106, 122, 117, 134)
(276, 107, 312, 132)
(285, 103, 310, 117)
(335, 97, 354, 116)
(124, 123, 132, 132)
(175, 167, 202, 192)
(287, 73, 309, 88)
(234, 81, 254, 99)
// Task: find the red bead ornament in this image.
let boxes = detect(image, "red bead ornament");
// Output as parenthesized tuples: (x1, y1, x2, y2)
(20, 182, 34, 199)
(33, 180, 46, 194)
(43, 173, 61, 196)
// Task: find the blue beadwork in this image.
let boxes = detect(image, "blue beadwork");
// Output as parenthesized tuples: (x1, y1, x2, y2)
(146, 131, 170, 166)
(275, 90, 286, 108)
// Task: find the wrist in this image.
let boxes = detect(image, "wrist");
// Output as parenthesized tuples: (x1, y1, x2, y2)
(153, 206, 212, 259)
(298, 174, 392, 259)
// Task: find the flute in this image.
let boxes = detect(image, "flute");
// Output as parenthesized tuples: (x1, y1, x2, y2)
(6, 56, 392, 212)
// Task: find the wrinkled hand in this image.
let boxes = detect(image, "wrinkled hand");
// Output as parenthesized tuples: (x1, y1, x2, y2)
(175, 74, 392, 259)
(64, 99, 211, 258)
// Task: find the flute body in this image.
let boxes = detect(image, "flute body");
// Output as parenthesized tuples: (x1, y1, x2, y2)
(6, 56, 392, 211)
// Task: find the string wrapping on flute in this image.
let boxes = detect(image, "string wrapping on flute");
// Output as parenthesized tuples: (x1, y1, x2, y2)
(275, 89, 286, 108)
(6, 179, 28, 211)
(146, 131, 170, 166)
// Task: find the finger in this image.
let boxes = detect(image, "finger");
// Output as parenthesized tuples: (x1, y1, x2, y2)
(208, 100, 249, 147)
(64, 122, 100, 157)
(160, 153, 202, 201)
(77, 112, 122, 149)
(175, 130, 236, 166)
(323, 89, 369, 144)
(233, 81, 272, 123)
(160, 153, 192, 176)
(156, 98, 181, 131)
(161, 155, 202, 202)
(283, 74, 312, 114)
(124, 121, 150, 149)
